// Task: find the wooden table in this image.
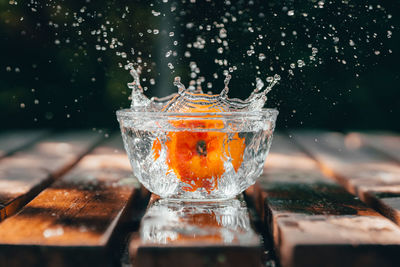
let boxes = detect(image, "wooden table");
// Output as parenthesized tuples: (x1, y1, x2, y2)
(0, 130, 399, 267)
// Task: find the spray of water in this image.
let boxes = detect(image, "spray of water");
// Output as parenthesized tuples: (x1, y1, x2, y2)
(126, 63, 280, 113)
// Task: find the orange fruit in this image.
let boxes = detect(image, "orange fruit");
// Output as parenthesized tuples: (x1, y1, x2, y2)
(152, 100, 245, 193)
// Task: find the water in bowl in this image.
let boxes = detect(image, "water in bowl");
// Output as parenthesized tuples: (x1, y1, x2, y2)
(118, 64, 278, 200)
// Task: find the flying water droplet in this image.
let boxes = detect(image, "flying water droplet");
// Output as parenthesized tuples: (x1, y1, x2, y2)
(219, 74, 232, 99)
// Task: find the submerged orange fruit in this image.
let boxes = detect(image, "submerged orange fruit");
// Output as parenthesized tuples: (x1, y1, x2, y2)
(152, 102, 245, 193)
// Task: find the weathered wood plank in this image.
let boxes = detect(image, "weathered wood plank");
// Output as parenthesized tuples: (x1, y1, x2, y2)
(130, 194, 263, 267)
(0, 130, 103, 220)
(349, 132, 400, 163)
(246, 134, 400, 267)
(0, 130, 49, 158)
(0, 135, 139, 267)
(292, 131, 400, 224)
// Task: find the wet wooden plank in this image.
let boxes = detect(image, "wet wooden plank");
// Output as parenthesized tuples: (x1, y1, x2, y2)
(0, 130, 103, 220)
(130, 194, 263, 267)
(246, 134, 400, 267)
(349, 132, 400, 163)
(0, 130, 49, 158)
(0, 135, 139, 267)
(292, 131, 400, 225)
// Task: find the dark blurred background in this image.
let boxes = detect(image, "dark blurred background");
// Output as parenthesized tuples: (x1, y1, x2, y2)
(0, 0, 398, 131)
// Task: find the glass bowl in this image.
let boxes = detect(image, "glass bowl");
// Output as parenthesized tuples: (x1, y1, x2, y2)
(116, 108, 278, 200)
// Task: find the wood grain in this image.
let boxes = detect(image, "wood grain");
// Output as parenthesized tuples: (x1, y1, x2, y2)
(130, 195, 263, 267)
(292, 131, 400, 224)
(246, 134, 400, 267)
(0, 135, 139, 267)
(0, 130, 103, 220)
(0, 130, 49, 158)
(349, 132, 400, 163)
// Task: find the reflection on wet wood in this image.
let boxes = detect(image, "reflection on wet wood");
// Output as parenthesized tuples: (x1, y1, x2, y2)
(0, 131, 103, 220)
(0, 135, 139, 267)
(292, 131, 400, 225)
(130, 195, 262, 267)
(246, 134, 400, 267)
(0, 130, 49, 158)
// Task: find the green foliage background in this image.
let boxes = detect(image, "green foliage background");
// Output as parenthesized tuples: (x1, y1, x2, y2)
(0, 0, 398, 131)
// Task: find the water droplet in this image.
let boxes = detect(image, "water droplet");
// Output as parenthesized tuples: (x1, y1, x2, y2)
(219, 28, 227, 38)
(255, 78, 264, 92)
(247, 50, 255, 56)
(152, 10, 161, 16)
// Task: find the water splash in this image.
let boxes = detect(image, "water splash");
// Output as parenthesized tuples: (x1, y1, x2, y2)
(126, 63, 151, 109)
(127, 64, 280, 113)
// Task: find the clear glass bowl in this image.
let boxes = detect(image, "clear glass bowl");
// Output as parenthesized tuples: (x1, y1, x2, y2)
(116, 108, 278, 200)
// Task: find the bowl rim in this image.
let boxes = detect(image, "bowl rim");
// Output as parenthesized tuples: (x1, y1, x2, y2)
(116, 108, 279, 119)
